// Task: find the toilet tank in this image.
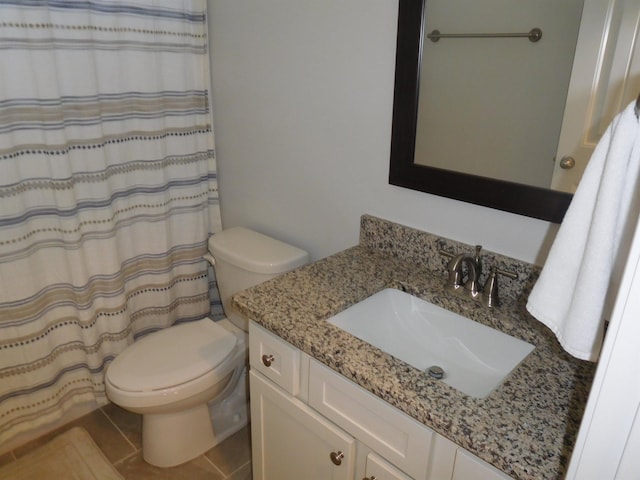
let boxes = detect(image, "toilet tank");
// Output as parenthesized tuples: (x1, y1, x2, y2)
(208, 227, 309, 331)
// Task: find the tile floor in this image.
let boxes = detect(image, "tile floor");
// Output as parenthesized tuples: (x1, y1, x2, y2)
(0, 403, 252, 479)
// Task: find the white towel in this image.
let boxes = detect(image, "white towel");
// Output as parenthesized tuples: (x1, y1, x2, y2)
(526, 100, 640, 362)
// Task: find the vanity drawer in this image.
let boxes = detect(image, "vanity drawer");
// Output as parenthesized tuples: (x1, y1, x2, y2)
(249, 322, 300, 395)
(309, 359, 432, 480)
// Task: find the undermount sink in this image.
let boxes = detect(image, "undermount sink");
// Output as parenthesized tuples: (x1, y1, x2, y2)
(327, 288, 534, 398)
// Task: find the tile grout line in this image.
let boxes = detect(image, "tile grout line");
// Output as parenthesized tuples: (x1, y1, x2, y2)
(225, 459, 251, 479)
(98, 406, 139, 456)
(201, 452, 228, 478)
(111, 449, 140, 469)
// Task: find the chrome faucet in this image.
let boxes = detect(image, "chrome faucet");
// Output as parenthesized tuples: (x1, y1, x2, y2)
(440, 245, 519, 307)
(444, 245, 482, 299)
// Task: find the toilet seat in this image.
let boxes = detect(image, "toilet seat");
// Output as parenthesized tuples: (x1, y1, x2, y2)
(107, 319, 238, 392)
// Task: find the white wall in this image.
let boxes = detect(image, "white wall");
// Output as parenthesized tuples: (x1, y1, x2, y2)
(207, 0, 558, 265)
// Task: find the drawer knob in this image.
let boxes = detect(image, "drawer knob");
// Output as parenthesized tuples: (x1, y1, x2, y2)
(261, 354, 275, 367)
(330, 451, 344, 466)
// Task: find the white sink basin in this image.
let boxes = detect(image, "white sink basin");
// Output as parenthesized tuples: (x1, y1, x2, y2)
(327, 288, 534, 398)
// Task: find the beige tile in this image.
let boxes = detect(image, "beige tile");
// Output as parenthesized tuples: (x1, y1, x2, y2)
(11, 412, 130, 464)
(204, 425, 252, 476)
(228, 461, 252, 480)
(116, 452, 225, 480)
(12, 424, 70, 459)
(101, 403, 142, 450)
(0, 451, 15, 467)
(67, 409, 136, 464)
(8, 405, 253, 479)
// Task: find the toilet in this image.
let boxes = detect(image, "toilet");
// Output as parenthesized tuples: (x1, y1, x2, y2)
(104, 227, 309, 467)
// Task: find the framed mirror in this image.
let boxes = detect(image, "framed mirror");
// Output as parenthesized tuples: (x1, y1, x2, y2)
(389, 0, 574, 223)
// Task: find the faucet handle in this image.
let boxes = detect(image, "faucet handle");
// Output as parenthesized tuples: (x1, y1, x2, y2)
(481, 267, 517, 308)
(439, 248, 454, 260)
(439, 246, 482, 261)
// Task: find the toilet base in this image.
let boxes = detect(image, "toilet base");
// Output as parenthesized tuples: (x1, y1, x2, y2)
(210, 366, 249, 443)
(142, 403, 215, 467)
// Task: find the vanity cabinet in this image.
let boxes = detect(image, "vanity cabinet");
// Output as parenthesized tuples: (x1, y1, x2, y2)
(249, 321, 513, 480)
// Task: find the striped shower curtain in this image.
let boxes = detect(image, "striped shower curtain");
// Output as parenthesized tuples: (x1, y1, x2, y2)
(0, 0, 222, 446)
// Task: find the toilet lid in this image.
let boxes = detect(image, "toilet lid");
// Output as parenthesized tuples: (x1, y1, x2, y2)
(107, 319, 238, 392)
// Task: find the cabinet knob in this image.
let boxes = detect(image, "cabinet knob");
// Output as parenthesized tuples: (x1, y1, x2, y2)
(559, 156, 576, 169)
(363, 477, 377, 480)
(261, 354, 274, 367)
(329, 451, 344, 466)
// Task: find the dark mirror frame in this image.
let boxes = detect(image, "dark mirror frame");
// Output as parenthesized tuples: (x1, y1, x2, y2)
(388, 0, 573, 224)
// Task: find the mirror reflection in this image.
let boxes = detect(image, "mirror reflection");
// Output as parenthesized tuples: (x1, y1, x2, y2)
(414, 0, 584, 192)
(390, 0, 640, 222)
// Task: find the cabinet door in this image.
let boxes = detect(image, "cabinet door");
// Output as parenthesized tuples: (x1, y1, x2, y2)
(250, 370, 355, 480)
(365, 452, 412, 480)
(452, 449, 512, 480)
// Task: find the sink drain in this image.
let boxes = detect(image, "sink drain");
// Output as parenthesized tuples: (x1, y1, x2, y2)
(427, 365, 445, 380)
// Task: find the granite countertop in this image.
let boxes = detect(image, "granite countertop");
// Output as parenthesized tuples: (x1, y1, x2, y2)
(232, 217, 596, 480)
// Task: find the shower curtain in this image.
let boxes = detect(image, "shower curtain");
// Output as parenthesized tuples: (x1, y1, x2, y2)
(0, 0, 222, 446)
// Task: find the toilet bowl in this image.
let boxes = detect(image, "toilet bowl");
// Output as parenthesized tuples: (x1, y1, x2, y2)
(105, 318, 246, 467)
(104, 227, 309, 467)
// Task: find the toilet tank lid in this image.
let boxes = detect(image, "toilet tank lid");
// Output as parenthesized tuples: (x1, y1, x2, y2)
(209, 227, 309, 274)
